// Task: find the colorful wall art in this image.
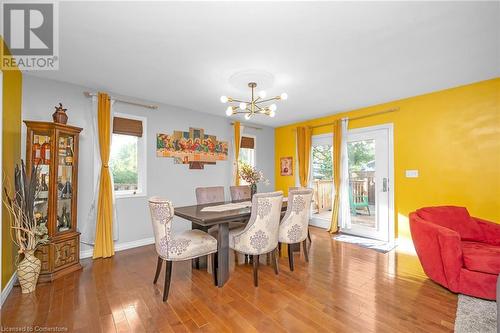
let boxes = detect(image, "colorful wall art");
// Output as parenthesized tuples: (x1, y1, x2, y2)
(156, 127, 229, 169)
(280, 156, 293, 176)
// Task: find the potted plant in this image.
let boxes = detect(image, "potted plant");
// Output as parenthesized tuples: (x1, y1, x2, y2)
(238, 162, 270, 197)
(3, 160, 48, 293)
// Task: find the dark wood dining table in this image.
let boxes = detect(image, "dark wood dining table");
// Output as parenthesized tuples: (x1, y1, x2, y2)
(174, 200, 287, 287)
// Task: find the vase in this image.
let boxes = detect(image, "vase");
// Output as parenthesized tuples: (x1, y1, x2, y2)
(250, 183, 257, 198)
(52, 109, 68, 124)
(17, 250, 41, 294)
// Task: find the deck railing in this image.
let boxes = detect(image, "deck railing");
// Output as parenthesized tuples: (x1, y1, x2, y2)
(312, 179, 333, 213)
(311, 171, 376, 213)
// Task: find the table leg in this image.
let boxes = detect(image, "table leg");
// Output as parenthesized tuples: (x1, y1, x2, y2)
(217, 222, 229, 287)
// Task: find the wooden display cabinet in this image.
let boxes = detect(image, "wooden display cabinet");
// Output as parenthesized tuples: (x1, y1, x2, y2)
(24, 121, 83, 282)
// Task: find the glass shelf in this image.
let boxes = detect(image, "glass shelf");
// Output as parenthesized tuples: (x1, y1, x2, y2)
(56, 133, 74, 233)
(33, 133, 51, 226)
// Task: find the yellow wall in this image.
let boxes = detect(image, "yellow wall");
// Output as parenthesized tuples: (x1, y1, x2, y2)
(1, 38, 22, 289)
(275, 78, 500, 239)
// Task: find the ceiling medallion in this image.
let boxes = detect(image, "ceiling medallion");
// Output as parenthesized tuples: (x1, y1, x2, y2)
(220, 82, 287, 120)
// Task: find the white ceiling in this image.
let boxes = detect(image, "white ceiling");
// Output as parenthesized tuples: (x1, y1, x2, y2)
(28, 1, 500, 127)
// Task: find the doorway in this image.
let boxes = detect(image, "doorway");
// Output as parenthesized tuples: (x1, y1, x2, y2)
(341, 124, 394, 242)
(309, 133, 333, 229)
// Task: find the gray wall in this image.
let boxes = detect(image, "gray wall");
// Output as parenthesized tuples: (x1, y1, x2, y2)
(21, 75, 275, 254)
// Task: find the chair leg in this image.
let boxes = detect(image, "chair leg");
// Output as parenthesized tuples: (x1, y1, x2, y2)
(302, 239, 309, 262)
(287, 244, 295, 271)
(211, 253, 218, 286)
(367, 206, 371, 216)
(252, 255, 259, 287)
(163, 261, 172, 302)
(272, 248, 279, 275)
(244, 254, 249, 264)
(307, 229, 312, 243)
(153, 256, 163, 284)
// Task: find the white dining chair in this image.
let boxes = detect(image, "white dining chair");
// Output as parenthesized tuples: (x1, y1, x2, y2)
(229, 191, 283, 286)
(149, 197, 218, 301)
(230, 185, 251, 201)
(279, 188, 314, 271)
(289, 186, 312, 244)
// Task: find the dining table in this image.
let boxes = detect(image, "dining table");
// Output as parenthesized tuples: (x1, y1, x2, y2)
(174, 199, 288, 287)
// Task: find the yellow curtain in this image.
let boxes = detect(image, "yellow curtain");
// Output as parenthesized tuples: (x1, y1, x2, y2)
(296, 126, 312, 187)
(328, 120, 342, 233)
(234, 121, 241, 186)
(93, 92, 115, 259)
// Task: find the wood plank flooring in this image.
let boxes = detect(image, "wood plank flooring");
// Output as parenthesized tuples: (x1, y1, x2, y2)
(1, 228, 457, 332)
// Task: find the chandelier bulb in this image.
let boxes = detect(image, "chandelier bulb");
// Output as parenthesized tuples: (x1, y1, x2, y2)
(280, 93, 288, 100)
(239, 102, 247, 110)
(269, 103, 277, 112)
(225, 106, 233, 116)
(258, 90, 267, 99)
(244, 113, 252, 120)
(220, 96, 228, 103)
(269, 110, 276, 118)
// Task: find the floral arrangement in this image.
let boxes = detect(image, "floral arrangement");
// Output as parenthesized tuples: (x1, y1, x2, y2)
(238, 162, 270, 186)
(3, 161, 48, 254)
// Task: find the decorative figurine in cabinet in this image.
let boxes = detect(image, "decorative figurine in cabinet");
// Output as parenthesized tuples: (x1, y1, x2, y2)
(24, 121, 83, 282)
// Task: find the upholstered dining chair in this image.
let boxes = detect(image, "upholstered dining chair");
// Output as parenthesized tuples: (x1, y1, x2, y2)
(279, 188, 314, 271)
(149, 197, 218, 301)
(229, 191, 284, 286)
(289, 187, 312, 244)
(195, 186, 225, 205)
(230, 185, 251, 201)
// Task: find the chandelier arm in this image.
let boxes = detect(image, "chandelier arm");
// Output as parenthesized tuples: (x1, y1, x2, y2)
(254, 104, 264, 111)
(254, 96, 280, 104)
(229, 98, 251, 104)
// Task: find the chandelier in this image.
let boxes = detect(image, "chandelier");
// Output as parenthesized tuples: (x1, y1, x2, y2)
(220, 82, 287, 119)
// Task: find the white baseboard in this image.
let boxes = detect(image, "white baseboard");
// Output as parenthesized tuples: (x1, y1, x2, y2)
(309, 217, 330, 229)
(1, 273, 17, 308)
(80, 237, 155, 259)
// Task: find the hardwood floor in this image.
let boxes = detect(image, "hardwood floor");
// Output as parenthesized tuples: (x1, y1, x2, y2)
(1, 228, 457, 332)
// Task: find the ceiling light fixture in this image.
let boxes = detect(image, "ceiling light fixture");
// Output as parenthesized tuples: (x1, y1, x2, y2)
(221, 82, 287, 119)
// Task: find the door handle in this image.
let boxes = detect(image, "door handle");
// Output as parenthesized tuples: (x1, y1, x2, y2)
(382, 178, 388, 192)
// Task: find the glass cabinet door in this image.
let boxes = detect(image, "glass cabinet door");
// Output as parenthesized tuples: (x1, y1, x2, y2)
(32, 131, 52, 229)
(56, 133, 75, 233)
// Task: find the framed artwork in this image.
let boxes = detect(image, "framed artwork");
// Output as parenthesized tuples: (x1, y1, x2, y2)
(156, 127, 228, 169)
(280, 156, 293, 176)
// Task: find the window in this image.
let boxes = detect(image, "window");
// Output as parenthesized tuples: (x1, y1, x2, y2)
(239, 135, 256, 167)
(109, 114, 146, 197)
(238, 135, 256, 185)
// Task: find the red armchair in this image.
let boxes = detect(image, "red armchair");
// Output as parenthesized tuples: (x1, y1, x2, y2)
(409, 206, 500, 300)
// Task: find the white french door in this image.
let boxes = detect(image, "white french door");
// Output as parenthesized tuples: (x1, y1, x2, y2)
(341, 124, 394, 242)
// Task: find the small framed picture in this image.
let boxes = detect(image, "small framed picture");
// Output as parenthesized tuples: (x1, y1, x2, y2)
(280, 157, 293, 176)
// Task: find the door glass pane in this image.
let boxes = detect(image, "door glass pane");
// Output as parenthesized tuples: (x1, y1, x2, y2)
(347, 139, 376, 228)
(311, 140, 333, 222)
(33, 132, 51, 228)
(57, 133, 74, 232)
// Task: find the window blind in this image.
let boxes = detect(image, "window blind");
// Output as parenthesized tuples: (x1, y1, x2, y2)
(113, 117, 143, 137)
(240, 136, 255, 149)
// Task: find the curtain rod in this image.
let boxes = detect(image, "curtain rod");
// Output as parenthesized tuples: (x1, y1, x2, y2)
(83, 92, 158, 110)
(230, 122, 262, 130)
(298, 107, 400, 130)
